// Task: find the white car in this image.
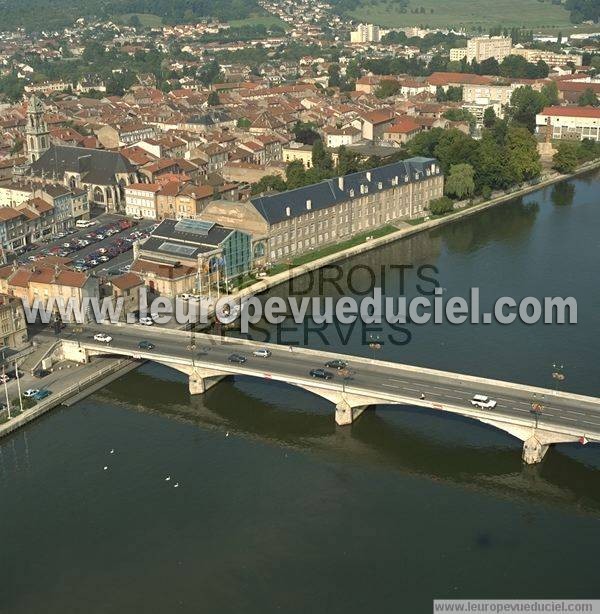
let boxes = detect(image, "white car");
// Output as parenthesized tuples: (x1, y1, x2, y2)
(139, 317, 154, 326)
(252, 348, 272, 358)
(471, 394, 497, 410)
(23, 389, 40, 398)
(93, 333, 113, 343)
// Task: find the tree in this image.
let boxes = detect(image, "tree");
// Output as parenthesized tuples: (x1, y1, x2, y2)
(506, 125, 541, 182)
(433, 129, 478, 171)
(207, 91, 220, 106)
(428, 196, 454, 215)
(483, 106, 497, 129)
(541, 80, 559, 106)
(336, 145, 361, 176)
(508, 86, 546, 132)
(251, 174, 287, 195)
(293, 121, 320, 145)
(578, 88, 599, 107)
(311, 139, 333, 174)
(346, 59, 361, 81)
(128, 14, 142, 29)
(375, 79, 401, 99)
(478, 57, 500, 76)
(407, 127, 445, 158)
(328, 63, 341, 88)
(286, 160, 308, 190)
(552, 142, 579, 174)
(445, 163, 475, 199)
(197, 59, 221, 86)
(474, 131, 515, 191)
(237, 117, 251, 129)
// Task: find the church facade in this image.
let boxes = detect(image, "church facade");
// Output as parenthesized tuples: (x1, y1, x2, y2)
(22, 95, 139, 212)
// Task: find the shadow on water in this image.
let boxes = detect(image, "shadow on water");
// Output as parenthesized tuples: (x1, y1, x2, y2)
(98, 365, 600, 517)
(550, 182, 576, 207)
(430, 198, 540, 255)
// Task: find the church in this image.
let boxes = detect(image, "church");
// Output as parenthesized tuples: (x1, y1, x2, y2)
(22, 95, 140, 212)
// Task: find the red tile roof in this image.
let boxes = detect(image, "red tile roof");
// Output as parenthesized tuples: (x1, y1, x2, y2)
(540, 106, 600, 118)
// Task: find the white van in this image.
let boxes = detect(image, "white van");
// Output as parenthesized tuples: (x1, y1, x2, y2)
(76, 219, 96, 228)
(471, 394, 497, 410)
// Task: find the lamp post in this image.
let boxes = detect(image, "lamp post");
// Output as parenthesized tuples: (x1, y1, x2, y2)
(530, 393, 544, 429)
(339, 367, 353, 394)
(2, 365, 11, 421)
(367, 333, 382, 360)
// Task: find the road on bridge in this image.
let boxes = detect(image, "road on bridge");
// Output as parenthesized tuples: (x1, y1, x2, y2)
(64, 323, 600, 441)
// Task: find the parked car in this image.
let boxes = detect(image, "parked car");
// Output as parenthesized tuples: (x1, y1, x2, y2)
(471, 394, 497, 409)
(228, 353, 247, 364)
(33, 389, 51, 401)
(93, 333, 112, 343)
(252, 348, 272, 358)
(325, 359, 347, 370)
(309, 368, 334, 380)
(138, 340, 155, 350)
(23, 388, 40, 398)
(33, 369, 50, 379)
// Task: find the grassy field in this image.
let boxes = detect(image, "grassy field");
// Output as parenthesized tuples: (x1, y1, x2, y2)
(349, 0, 574, 32)
(116, 13, 164, 27)
(227, 14, 287, 29)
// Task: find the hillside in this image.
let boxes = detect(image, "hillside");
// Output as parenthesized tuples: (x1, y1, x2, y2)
(0, 0, 259, 32)
(347, 0, 577, 31)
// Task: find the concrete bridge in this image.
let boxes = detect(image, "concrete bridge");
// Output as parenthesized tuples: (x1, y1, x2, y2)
(60, 324, 600, 465)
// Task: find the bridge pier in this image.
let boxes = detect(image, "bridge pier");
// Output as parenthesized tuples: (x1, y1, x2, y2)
(188, 368, 227, 395)
(335, 400, 368, 426)
(522, 436, 550, 465)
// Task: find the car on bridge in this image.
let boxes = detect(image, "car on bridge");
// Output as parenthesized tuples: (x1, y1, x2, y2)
(471, 394, 497, 409)
(138, 341, 155, 351)
(93, 333, 113, 344)
(228, 354, 247, 364)
(325, 359, 348, 370)
(23, 388, 40, 398)
(252, 348, 272, 358)
(310, 368, 334, 381)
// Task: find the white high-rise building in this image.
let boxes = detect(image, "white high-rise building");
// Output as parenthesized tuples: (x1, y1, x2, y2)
(350, 23, 381, 44)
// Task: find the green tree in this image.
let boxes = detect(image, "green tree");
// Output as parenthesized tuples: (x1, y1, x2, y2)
(207, 91, 220, 106)
(552, 142, 579, 174)
(578, 88, 599, 107)
(508, 86, 547, 132)
(311, 139, 333, 174)
(237, 117, 251, 129)
(328, 63, 341, 88)
(407, 127, 445, 157)
(506, 125, 541, 182)
(433, 129, 478, 171)
(541, 80, 559, 106)
(429, 196, 454, 215)
(445, 163, 475, 199)
(286, 160, 308, 189)
(375, 79, 401, 99)
(474, 131, 515, 190)
(251, 174, 287, 195)
(336, 145, 361, 176)
(483, 106, 497, 129)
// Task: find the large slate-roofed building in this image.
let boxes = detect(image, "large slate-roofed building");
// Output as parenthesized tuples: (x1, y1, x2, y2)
(28, 145, 139, 212)
(244, 156, 443, 262)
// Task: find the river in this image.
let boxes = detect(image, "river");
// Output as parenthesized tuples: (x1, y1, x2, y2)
(1, 171, 599, 613)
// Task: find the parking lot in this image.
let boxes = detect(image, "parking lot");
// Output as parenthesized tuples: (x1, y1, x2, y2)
(15, 214, 156, 277)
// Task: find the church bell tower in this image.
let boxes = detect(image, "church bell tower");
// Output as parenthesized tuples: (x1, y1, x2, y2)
(26, 94, 50, 164)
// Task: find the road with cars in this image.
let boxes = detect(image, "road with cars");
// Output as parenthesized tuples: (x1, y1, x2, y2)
(70, 322, 600, 439)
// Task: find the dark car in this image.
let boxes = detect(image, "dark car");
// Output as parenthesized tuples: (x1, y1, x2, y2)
(33, 389, 51, 401)
(325, 359, 347, 370)
(138, 340, 155, 351)
(310, 368, 334, 380)
(228, 353, 247, 364)
(33, 369, 50, 379)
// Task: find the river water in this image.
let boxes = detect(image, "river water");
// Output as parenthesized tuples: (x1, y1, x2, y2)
(1, 172, 599, 613)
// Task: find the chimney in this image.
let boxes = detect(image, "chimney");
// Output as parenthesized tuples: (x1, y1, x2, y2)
(338, 176, 344, 190)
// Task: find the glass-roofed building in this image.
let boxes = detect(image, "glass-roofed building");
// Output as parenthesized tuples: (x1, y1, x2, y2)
(132, 217, 252, 296)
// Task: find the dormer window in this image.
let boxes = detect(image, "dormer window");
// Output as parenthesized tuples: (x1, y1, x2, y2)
(349, 188, 355, 198)
(285, 206, 291, 217)
(306, 199, 312, 210)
